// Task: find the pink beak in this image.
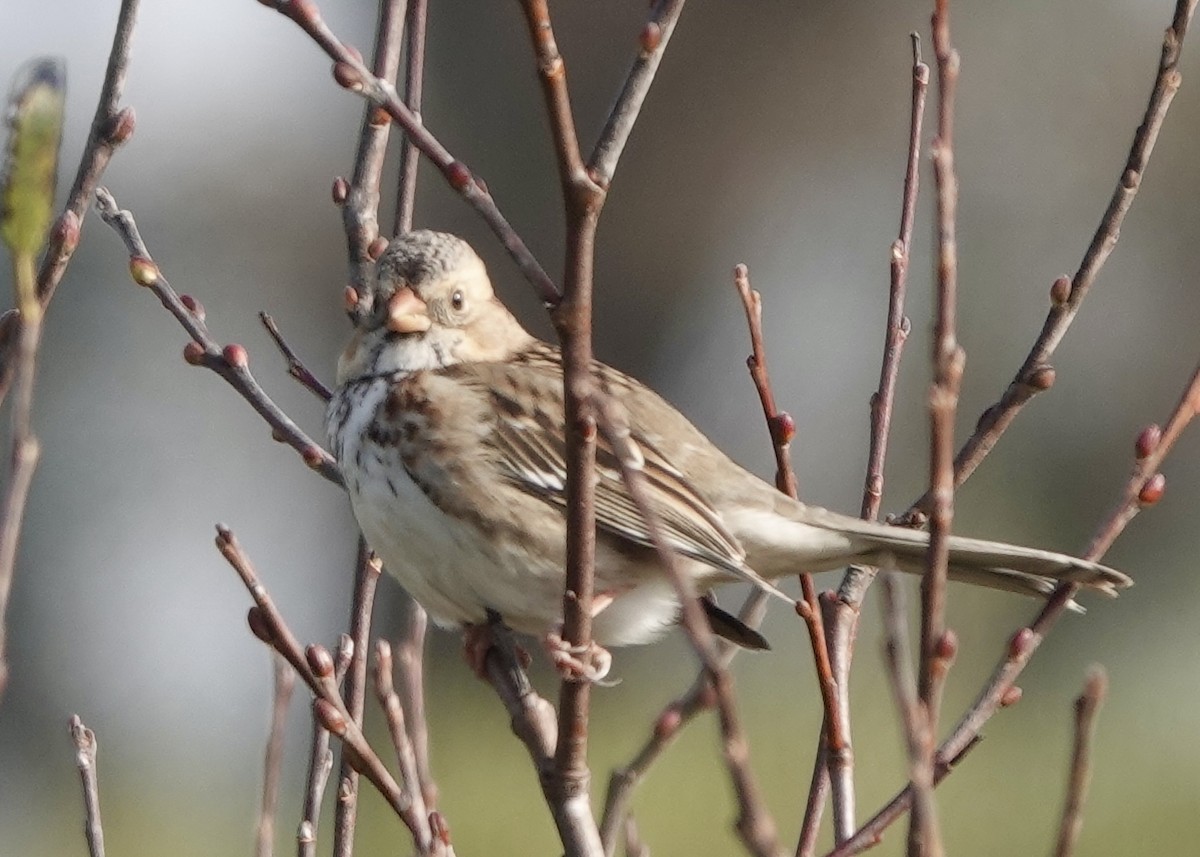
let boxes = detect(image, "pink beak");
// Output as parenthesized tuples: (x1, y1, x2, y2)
(386, 286, 431, 334)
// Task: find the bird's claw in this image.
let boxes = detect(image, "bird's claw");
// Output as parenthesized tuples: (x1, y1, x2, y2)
(543, 633, 617, 686)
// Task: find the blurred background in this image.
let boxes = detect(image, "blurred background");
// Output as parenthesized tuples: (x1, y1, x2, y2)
(1, 0, 1198, 854)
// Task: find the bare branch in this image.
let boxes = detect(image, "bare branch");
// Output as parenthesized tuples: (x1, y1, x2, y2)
(1054, 666, 1108, 857)
(68, 716, 107, 857)
(256, 653, 296, 857)
(393, 594, 437, 810)
(259, 312, 333, 402)
(901, 0, 1198, 520)
(94, 188, 343, 486)
(393, 0, 429, 236)
(297, 639, 353, 857)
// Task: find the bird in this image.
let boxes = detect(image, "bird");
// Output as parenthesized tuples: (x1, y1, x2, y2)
(326, 230, 1131, 678)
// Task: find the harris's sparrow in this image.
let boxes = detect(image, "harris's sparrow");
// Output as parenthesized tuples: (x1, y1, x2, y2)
(326, 231, 1131, 667)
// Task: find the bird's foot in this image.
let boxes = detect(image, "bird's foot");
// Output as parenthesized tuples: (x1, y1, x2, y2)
(462, 621, 529, 680)
(542, 632, 616, 685)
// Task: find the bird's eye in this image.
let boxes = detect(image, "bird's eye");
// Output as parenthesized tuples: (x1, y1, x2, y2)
(450, 290, 466, 312)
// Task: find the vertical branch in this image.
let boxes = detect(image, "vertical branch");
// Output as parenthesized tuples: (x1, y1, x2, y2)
(256, 653, 296, 857)
(1054, 666, 1108, 857)
(297, 640, 351, 857)
(394, 595, 437, 809)
(68, 716, 107, 857)
(394, 0, 428, 235)
(331, 541, 382, 857)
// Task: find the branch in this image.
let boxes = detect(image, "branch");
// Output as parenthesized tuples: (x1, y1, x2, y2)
(393, 593, 437, 810)
(297, 637, 353, 857)
(1054, 666, 1108, 857)
(259, 312, 333, 402)
(393, 0, 428, 236)
(826, 360, 1200, 857)
(598, 402, 782, 857)
(258, 0, 559, 304)
(94, 188, 343, 487)
(900, 0, 1198, 522)
(373, 639, 430, 843)
(68, 716, 107, 857)
(256, 653, 296, 857)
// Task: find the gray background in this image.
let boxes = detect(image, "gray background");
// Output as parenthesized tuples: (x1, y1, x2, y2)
(1, 0, 1198, 854)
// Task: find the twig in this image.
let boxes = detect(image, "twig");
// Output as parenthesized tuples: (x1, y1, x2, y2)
(297, 637, 353, 857)
(212, 526, 434, 849)
(589, 0, 688, 188)
(68, 716, 106, 857)
(394, 593, 437, 810)
(879, 574, 941, 857)
(339, 0, 406, 295)
(94, 188, 343, 486)
(1054, 666, 1108, 857)
(597, 402, 782, 857)
(826, 361, 1200, 857)
(257, 653, 296, 857)
(332, 539, 382, 857)
(259, 312, 332, 402)
(914, 13, 962, 856)
(258, 0, 559, 304)
(374, 640, 434, 850)
(900, 0, 1198, 522)
(393, 0, 428, 236)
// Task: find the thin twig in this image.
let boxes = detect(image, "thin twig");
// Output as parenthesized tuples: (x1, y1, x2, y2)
(297, 638, 353, 857)
(900, 0, 1198, 523)
(212, 526, 431, 846)
(259, 312, 333, 402)
(68, 716, 106, 857)
(257, 653, 296, 857)
(1054, 666, 1108, 857)
(826, 361, 1200, 857)
(394, 0, 428, 236)
(597, 402, 782, 857)
(340, 0, 406, 294)
(374, 640, 433, 850)
(394, 593, 437, 810)
(260, 0, 559, 304)
(588, 0, 688, 187)
(332, 539, 382, 857)
(94, 188, 342, 486)
(879, 574, 941, 857)
(913, 12, 961, 857)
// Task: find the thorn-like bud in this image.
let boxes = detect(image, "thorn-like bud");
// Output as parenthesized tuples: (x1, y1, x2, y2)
(298, 821, 315, 844)
(770, 412, 796, 447)
(1000, 686, 1023, 708)
(332, 176, 349, 205)
(52, 210, 81, 253)
(345, 46, 364, 65)
(899, 315, 912, 335)
(306, 644, 335, 678)
(247, 606, 274, 643)
(1049, 275, 1071, 306)
(1135, 424, 1161, 460)
(446, 160, 472, 191)
(182, 341, 206, 366)
(430, 811, 452, 845)
(1027, 365, 1056, 391)
(640, 21, 663, 53)
(179, 294, 206, 322)
(103, 106, 136, 145)
(333, 61, 362, 91)
(222, 343, 249, 369)
(271, 427, 286, 443)
(475, 175, 490, 196)
(314, 698, 347, 735)
(368, 106, 389, 127)
(1138, 473, 1166, 506)
(1008, 627, 1035, 659)
(129, 256, 160, 287)
(343, 285, 360, 313)
(654, 706, 682, 740)
(367, 236, 389, 261)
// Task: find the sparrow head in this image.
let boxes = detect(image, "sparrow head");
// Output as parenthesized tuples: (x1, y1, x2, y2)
(338, 230, 534, 383)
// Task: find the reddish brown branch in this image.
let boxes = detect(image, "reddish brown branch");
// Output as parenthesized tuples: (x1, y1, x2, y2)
(393, 0, 429, 236)
(68, 716, 107, 857)
(259, 312, 332, 402)
(298, 637, 353, 857)
(1054, 666, 1108, 857)
(94, 188, 342, 486)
